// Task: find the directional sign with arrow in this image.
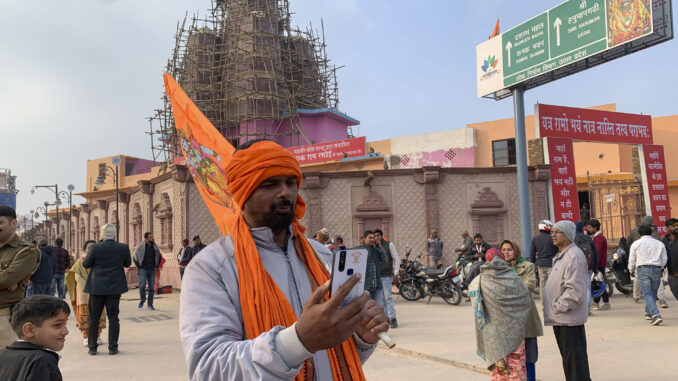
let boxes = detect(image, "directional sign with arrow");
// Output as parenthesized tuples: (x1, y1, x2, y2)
(553, 17, 562, 46)
(548, 0, 606, 58)
(501, 12, 548, 77)
(477, 0, 668, 98)
(505, 41, 512, 67)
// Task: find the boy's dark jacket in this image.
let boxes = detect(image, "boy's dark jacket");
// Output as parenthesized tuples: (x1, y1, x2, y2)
(0, 341, 62, 381)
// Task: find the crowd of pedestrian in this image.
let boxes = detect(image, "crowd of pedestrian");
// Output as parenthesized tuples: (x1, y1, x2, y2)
(3, 172, 678, 381)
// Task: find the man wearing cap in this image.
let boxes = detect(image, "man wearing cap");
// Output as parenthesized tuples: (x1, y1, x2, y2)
(529, 220, 558, 300)
(82, 223, 131, 355)
(0, 206, 40, 349)
(543, 220, 591, 381)
(180, 140, 387, 380)
(315, 228, 330, 246)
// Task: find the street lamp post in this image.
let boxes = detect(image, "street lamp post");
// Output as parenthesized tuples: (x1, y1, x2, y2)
(35, 204, 50, 242)
(32, 184, 61, 239)
(20, 214, 33, 240)
(28, 210, 35, 240)
(57, 185, 75, 250)
(95, 157, 121, 241)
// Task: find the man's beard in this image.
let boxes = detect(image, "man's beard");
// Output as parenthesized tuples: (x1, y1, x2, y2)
(263, 200, 295, 231)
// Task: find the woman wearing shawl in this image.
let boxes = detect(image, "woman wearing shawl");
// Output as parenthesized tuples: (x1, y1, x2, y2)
(66, 240, 106, 346)
(469, 248, 532, 381)
(501, 240, 543, 381)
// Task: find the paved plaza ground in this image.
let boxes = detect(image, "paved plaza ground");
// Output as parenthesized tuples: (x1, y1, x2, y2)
(58, 286, 677, 380)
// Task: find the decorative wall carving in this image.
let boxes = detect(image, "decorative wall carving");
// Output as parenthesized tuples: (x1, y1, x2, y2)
(469, 187, 507, 246)
(357, 192, 389, 212)
(471, 187, 505, 208)
(355, 191, 392, 238)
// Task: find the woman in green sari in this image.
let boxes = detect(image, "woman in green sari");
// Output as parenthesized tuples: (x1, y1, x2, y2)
(66, 240, 106, 346)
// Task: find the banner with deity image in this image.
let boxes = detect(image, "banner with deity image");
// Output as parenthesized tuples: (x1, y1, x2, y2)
(163, 73, 238, 235)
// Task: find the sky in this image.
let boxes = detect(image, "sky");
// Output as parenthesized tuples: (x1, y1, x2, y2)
(1, 0, 676, 219)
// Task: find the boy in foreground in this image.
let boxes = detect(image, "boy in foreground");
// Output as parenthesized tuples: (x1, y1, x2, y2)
(0, 295, 70, 381)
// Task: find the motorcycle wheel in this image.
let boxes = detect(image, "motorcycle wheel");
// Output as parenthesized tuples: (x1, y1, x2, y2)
(615, 283, 633, 295)
(440, 281, 462, 306)
(398, 281, 422, 301)
(605, 279, 614, 297)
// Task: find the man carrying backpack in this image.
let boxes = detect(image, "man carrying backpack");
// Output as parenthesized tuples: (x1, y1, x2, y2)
(587, 219, 610, 311)
(574, 222, 598, 316)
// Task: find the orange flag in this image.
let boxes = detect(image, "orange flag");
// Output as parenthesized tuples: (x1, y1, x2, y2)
(490, 19, 500, 39)
(163, 73, 238, 235)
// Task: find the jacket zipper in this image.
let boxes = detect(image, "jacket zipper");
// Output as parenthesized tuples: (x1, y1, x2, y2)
(280, 247, 304, 314)
(279, 245, 317, 380)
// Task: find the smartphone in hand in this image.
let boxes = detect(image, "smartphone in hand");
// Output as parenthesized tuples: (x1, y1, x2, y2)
(330, 248, 368, 308)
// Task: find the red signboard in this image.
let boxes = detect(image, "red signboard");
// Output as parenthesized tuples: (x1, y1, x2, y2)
(546, 137, 580, 222)
(288, 137, 366, 165)
(536, 104, 653, 144)
(641, 144, 670, 236)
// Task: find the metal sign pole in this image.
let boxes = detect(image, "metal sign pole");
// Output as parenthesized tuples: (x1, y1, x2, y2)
(513, 87, 532, 256)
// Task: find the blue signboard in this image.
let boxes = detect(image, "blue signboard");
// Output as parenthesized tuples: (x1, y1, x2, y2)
(0, 193, 17, 209)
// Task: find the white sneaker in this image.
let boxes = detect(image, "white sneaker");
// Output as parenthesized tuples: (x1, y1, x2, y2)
(97, 337, 103, 345)
(83, 339, 88, 347)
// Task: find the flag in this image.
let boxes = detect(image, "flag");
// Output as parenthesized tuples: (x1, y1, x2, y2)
(163, 73, 238, 235)
(489, 19, 500, 39)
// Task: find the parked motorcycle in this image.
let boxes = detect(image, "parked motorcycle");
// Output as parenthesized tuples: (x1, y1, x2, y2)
(609, 243, 633, 295)
(398, 254, 463, 305)
(396, 250, 422, 300)
(454, 255, 483, 297)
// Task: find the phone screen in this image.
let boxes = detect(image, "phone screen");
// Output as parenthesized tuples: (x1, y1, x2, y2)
(330, 248, 368, 308)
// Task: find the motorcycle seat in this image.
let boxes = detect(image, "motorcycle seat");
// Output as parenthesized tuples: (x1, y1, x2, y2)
(423, 268, 446, 277)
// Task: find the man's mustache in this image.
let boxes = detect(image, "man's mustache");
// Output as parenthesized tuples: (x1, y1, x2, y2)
(271, 200, 293, 210)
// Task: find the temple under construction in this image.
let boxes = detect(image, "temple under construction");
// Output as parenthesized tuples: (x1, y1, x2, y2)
(149, 0, 357, 164)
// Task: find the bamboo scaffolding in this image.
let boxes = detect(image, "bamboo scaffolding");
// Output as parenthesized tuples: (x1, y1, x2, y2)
(148, 0, 341, 163)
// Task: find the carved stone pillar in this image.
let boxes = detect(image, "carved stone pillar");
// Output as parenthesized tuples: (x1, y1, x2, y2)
(414, 166, 441, 236)
(119, 193, 130, 245)
(80, 204, 90, 241)
(97, 200, 108, 224)
(139, 180, 155, 234)
(301, 173, 329, 235)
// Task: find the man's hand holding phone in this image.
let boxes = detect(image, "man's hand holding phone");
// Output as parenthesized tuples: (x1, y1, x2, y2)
(296, 274, 371, 353)
(355, 299, 389, 344)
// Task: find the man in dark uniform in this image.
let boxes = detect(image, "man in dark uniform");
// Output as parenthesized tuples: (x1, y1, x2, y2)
(0, 206, 40, 349)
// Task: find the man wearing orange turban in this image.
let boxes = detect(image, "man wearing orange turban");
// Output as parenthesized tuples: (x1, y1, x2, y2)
(179, 140, 388, 380)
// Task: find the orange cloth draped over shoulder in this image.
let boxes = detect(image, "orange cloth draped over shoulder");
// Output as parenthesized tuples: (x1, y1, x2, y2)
(226, 140, 365, 381)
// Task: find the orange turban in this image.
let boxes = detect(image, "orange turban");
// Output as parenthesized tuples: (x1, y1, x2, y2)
(225, 139, 365, 381)
(225, 140, 305, 222)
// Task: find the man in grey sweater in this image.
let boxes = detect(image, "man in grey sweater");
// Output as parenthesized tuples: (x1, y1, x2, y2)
(543, 220, 590, 381)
